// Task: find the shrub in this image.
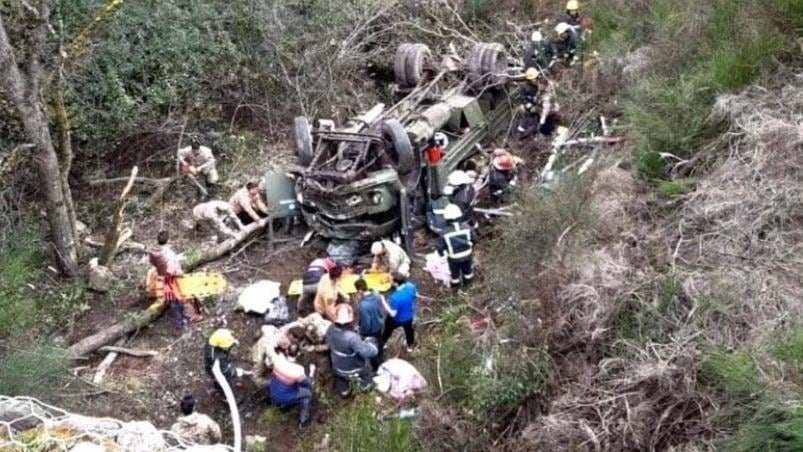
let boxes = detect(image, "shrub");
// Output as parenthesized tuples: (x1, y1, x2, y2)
(489, 177, 594, 297)
(0, 238, 42, 338)
(329, 396, 418, 452)
(699, 348, 760, 399)
(0, 343, 70, 397)
(720, 400, 803, 452)
(467, 345, 551, 422)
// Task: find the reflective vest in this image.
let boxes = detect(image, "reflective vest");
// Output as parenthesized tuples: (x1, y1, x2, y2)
(442, 222, 474, 260)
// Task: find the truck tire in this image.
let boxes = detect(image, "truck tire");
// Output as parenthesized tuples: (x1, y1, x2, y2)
(481, 43, 507, 85)
(394, 44, 413, 87)
(382, 119, 419, 189)
(404, 44, 432, 88)
(293, 116, 314, 166)
(467, 42, 508, 86)
(467, 43, 487, 83)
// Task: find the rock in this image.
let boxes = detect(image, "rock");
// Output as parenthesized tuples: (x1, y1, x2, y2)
(0, 398, 48, 430)
(47, 414, 122, 434)
(75, 220, 91, 237)
(88, 264, 115, 293)
(245, 435, 267, 452)
(115, 421, 166, 452)
(620, 46, 651, 81)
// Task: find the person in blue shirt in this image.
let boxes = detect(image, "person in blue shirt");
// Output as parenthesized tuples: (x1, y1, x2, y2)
(355, 278, 385, 370)
(269, 349, 315, 427)
(381, 272, 417, 353)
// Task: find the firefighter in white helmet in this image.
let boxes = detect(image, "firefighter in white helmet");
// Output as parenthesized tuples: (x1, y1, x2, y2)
(436, 204, 477, 289)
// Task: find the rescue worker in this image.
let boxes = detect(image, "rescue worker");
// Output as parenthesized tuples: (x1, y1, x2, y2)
(488, 149, 520, 204)
(355, 278, 384, 370)
(551, 22, 581, 66)
(523, 30, 555, 71)
(560, 0, 582, 27)
(447, 170, 476, 227)
(325, 304, 378, 398)
(370, 239, 411, 277)
(518, 69, 561, 138)
(177, 139, 218, 186)
(169, 395, 222, 445)
(314, 265, 349, 322)
(269, 351, 315, 427)
(436, 204, 477, 289)
(251, 324, 292, 387)
(381, 272, 418, 353)
(192, 200, 244, 240)
(228, 181, 269, 226)
(424, 132, 448, 166)
(204, 329, 248, 395)
(427, 193, 450, 235)
(297, 255, 336, 315)
(148, 230, 199, 327)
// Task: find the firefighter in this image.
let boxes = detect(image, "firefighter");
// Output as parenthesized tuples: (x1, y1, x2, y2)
(436, 204, 477, 289)
(325, 304, 378, 398)
(204, 329, 248, 395)
(561, 0, 582, 27)
(552, 22, 581, 66)
(523, 30, 555, 71)
(424, 132, 449, 166)
(447, 170, 476, 227)
(427, 193, 450, 235)
(488, 149, 519, 204)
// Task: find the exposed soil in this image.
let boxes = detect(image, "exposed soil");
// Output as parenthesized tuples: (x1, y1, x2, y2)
(57, 174, 451, 450)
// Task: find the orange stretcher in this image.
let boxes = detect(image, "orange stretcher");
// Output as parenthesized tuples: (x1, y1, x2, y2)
(286, 271, 392, 296)
(146, 268, 227, 301)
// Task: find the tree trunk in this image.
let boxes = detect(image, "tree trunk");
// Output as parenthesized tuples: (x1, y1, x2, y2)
(0, 14, 78, 275)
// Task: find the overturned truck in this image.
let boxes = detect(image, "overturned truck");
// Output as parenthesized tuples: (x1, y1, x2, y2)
(274, 42, 514, 245)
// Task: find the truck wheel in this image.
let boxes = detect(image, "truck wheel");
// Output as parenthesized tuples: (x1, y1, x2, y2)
(395, 43, 432, 88)
(404, 44, 432, 88)
(481, 43, 507, 85)
(467, 43, 486, 83)
(467, 42, 508, 86)
(293, 116, 314, 166)
(394, 44, 412, 87)
(382, 119, 419, 189)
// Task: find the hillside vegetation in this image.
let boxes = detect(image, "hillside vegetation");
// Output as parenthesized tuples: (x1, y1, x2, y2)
(1, 0, 802, 450)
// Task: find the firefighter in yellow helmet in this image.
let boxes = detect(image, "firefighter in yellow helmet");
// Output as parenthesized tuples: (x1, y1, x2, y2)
(204, 329, 249, 394)
(564, 1, 581, 25)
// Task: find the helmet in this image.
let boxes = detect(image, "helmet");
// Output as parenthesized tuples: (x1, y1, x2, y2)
(334, 304, 354, 324)
(447, 170, 472, 186)
(209, 329, 237, 350)
(370, 241, 385, 255)
(493, 154, 515, 171)
(442, 185, 455, 196)
(530, 31, 543, 43)
(555, 22, 572, 36)
(190, 138, 201, 149)
(566, 1, 579, 11)
(433, 132, 449, 148)
(524, 67, 539, 81)
(443, 204, 463, 221)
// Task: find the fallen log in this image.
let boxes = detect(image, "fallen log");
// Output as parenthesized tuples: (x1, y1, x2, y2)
(88, 176, 172, 187)
(68, 221, 267, 357)
(92, 337, 125, 385)
(97, 346, 158, 357)
(84, 237, 146, 253)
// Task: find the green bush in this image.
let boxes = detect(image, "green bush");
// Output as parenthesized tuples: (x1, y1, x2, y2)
(700, 348, 761, 399)
(591, 0, 796, 181)
(489, 177, 594, 296)
(773, 327, 803, 365)
(0, 238, 42, 338)
(0, 343, 70, 397)
(467, 345, 551, 422)
(329, 396, 418, 452)
(720, 401, 803, 452)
